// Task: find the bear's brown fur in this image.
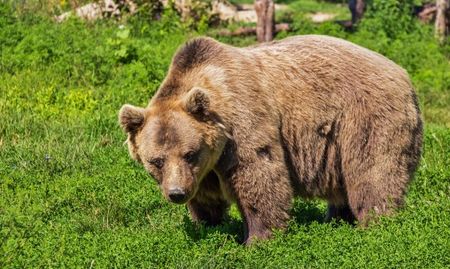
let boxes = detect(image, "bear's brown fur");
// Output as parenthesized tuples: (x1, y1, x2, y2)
(119, 35, 423, 244)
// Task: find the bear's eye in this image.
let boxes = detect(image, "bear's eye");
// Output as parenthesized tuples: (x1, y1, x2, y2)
(184, 150, 198, 164)
(148, 158, 165, 169)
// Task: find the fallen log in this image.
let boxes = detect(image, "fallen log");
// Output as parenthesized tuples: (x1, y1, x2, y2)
(55, 0, 136, 22)
(417, 3, 437, 23)
(218, 23, 289, 36)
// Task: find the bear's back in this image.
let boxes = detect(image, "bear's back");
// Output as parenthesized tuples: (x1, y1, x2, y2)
(242, 35, 411, 97)
(234, 35, 417, 123)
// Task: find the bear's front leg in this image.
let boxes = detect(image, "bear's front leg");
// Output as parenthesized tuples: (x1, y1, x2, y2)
(188, 171, 230, 226)
(230, 145, 294, 245)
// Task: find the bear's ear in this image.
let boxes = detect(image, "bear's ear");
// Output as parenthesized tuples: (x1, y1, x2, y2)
(183, 87, 210, 117)
(119, 104, 146, 134)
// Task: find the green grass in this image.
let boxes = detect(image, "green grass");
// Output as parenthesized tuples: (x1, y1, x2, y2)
(230, 0, 349, 21)
(284, 0, 349, 21)
(1, 1, 450, 268)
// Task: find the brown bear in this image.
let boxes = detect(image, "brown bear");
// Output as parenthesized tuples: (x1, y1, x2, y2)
(119, 35, 423, 244)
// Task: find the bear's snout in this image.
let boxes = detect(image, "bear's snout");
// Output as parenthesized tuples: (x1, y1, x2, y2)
(167, 187, 188, 204)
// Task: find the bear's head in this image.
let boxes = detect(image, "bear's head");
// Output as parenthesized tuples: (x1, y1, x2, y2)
(119, 87, 229, 204)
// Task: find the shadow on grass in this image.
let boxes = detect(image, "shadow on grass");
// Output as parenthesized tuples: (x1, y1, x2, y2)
(275, 0, 298, 4)
(183, 215, 245, 244)
(291, 200, 326, 225)
(183, 200, 331, 244)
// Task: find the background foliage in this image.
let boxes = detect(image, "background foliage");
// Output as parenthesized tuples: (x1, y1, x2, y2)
(0, 0, 449, 267)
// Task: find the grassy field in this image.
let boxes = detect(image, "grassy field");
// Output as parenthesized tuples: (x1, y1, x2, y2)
(1, 0, 450, 268)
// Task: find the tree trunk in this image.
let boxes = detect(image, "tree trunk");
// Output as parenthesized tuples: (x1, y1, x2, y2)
(349, 0, 365, 24)
(180, 0, 192, 21)
(435, 0, 450, 42)
(254, 0, 275, 42)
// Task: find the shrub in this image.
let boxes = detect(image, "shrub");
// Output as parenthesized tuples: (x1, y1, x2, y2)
(359, 0, 418, 39)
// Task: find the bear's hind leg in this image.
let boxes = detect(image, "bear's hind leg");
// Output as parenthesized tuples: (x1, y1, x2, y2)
(188, 171, 229, 226)
(341, 117, 417, 225)
(347, 181, 403, 226)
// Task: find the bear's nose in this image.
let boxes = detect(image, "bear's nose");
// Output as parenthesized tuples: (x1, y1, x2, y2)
(168, 188, 187, 204)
